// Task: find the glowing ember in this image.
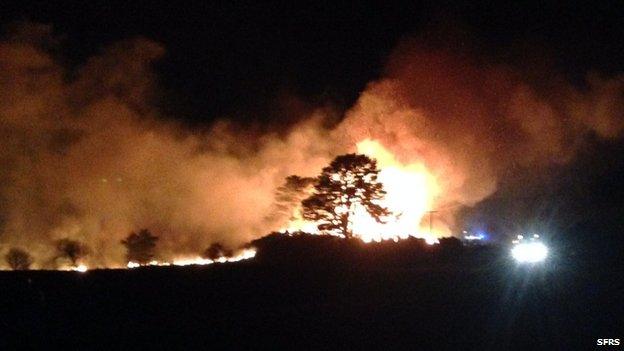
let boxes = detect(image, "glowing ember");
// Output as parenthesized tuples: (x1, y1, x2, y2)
(172, 257, 213, 266)
(284, 139, 444, 243)
(127, 248, 257, 268)
(62, 264, 88, 272)
(173, 248, 257, 266)
(423, 236, 440, 245)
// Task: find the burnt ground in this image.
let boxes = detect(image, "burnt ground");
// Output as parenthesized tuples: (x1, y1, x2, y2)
(1, 234, 622, 350)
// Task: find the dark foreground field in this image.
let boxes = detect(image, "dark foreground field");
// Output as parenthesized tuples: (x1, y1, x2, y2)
(1, 234, 622, 350)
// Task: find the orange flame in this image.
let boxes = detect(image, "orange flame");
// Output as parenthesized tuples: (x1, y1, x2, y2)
(127, 248, 257, 268)
(284, 139, 443, 244)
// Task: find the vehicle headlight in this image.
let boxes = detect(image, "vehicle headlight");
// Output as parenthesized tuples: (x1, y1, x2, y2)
(511, 242, 548, 263)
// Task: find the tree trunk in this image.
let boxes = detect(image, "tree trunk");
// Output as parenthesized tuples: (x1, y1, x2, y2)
(342, 200, 352, 238)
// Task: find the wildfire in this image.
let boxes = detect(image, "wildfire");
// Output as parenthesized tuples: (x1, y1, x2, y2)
(284, 139, 443, 244)
(55, 264, 89, 272)
(126, 248, 257, 268)
(72, 264, 88, 272)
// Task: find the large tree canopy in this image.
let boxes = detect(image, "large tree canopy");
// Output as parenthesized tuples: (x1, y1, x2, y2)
(302, 154, 391, 238)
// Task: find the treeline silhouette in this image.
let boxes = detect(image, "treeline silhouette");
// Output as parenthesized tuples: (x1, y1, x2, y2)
(3, 228, 239, 270)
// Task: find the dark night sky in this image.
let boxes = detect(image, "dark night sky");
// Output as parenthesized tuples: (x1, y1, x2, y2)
(2, 1, 624, 244)
(2, 1, 624, 124)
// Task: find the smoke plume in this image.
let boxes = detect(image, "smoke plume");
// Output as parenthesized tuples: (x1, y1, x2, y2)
(336, 38, 624, 231)
(0, 24, 336, 268)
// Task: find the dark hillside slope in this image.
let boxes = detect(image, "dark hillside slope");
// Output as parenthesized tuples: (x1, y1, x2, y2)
(1, 234, 621, 350)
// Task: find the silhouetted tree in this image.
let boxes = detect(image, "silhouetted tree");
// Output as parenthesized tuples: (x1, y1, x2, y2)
(5, 248, 33, 270)
(122, 229, 159, 264)
(302, 154, 392, 238)
(266, 175, 316, 225)
(203, 243, 233, 260)
(56, 239, 89, 266)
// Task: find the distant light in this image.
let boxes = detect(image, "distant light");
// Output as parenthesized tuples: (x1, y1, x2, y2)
(512, 242, 548, 263)
(517, 235, 524, 240)
(464, 234, 485, 241)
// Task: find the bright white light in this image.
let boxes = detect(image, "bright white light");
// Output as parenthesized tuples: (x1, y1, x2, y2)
(464, 234, 484, 241)
(424, 236, 439, 245)
(512, 242, 548, 263)
(72, 264, 88, 272)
